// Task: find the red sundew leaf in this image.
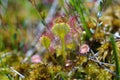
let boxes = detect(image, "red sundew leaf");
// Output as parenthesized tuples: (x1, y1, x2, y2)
(42, 29, 54, 41)
(69, 16, 76, 26)
(47, 15, 67, 29)
(68, 16, 83, 34)
(49, 41, 56, 54)
(79, 44, 90, 54)
(65, 33, 73, 44)
(68, 16, 77, 30)
(31, 54, 42, 63)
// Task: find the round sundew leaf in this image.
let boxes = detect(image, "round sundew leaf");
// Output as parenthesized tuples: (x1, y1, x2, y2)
(40, 36, 51, 49)
(52, 23, 70, 39)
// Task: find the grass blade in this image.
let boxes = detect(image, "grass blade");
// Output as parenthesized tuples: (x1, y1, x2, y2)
(110, 34, 120, 80)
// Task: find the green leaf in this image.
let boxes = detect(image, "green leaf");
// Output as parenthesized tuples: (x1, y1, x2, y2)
(56, 48, 62, 57)
(52, 23, 70, 39)
(40, 36, 51, 49)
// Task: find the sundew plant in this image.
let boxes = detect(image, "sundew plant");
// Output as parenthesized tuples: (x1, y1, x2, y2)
(0, 0, 120, 80)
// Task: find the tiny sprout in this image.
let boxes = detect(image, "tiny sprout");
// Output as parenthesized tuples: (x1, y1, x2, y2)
(40, 36, 51, 49)
(52, 23, 70, 39)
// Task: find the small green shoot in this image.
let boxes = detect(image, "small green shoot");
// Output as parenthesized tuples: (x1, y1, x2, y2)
(40, 36, 51, 49)
(52, 23, 70, 61)
(110, 34, 120, 80)
(40, 35, 58, 64)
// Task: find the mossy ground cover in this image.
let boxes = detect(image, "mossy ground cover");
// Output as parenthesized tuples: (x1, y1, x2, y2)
(0, 0, 120, 80)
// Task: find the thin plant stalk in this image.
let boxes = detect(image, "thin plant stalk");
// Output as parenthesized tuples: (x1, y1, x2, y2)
(61, 37, 66, 62)
(46, 48, 58, 64)
(110, 34, 120, 80)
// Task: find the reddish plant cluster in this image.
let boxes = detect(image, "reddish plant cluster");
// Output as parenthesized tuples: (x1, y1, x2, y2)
(40, 16, 90, 55)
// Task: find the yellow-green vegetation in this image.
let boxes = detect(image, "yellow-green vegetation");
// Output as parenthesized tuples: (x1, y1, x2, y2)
(52, 23, 70, 39)
(40, 36, 51, 49)
(52, 23, 70, 62)
(1, 0, 120, 80)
